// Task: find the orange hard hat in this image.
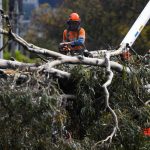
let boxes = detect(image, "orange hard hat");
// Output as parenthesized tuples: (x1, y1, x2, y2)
(68, 13, 81, 21)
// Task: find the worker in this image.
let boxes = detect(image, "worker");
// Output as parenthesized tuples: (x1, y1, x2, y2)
(59, 12, 86, 56)
(120, 51, 131, 61)
(120, 44, 132, 61)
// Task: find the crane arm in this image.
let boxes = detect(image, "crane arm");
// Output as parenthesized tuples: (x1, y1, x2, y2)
(120, 0, 150, 47)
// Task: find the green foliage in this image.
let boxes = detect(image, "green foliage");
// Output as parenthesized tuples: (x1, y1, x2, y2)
(0, 64, 149, 149)
(0, 75, 67, 149)
(15, 50, 34, 63)
(72, 65, 150, 150)
(4, 50, 40, 63)
(2, 0, 9, 11)
(3, 50, 11, 60)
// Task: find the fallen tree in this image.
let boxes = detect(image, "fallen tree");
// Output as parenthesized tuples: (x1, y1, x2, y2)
(0, 10, 149, 150)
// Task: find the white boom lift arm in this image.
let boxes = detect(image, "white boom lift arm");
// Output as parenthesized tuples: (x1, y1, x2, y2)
(120, 0, 150, 48)
(90, 0, 150, 57)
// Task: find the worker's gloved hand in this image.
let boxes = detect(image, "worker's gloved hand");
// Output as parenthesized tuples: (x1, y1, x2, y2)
(59, 42, 70, 54)
(120, 51, 131, 61)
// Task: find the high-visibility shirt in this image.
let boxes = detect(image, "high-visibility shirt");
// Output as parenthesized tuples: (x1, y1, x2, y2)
(63, 27, 85, 51)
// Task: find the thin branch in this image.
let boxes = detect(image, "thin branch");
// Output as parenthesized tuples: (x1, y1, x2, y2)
(92, 52, 119, 149)
(0, 58, 35, 69)
(0, 59, 70, 78)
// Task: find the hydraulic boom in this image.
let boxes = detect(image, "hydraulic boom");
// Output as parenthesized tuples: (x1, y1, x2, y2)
(120, 0, 150, 48)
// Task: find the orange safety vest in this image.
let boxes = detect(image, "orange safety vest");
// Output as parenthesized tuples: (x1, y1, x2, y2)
(63, 27, 85, 51)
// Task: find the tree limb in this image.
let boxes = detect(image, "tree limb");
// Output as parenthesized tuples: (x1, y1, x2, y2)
(0, 59, 70, 78)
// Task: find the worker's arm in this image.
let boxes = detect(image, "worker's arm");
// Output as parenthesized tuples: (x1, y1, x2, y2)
(70, 37, 85, 46)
